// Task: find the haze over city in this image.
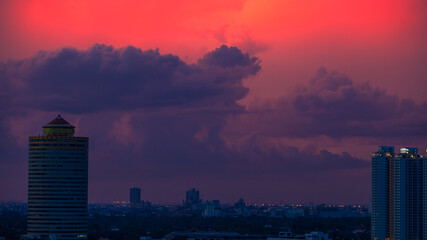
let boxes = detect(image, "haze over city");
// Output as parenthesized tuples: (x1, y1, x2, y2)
(1, 0, 427, 205)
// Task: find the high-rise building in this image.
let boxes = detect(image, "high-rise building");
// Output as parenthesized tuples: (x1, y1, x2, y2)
(394, 147, 418, 239)
(372, 146, 427, 240)
(423, 155, 427, 240)
(371, 146, 394, 240)
(185, 188, 201, 207)
(130, 187, 141, 206)
(28, 115, 89, 240)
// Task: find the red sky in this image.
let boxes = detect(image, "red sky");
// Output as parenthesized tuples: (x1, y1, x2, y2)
(2, 0, 426, 100)
(1, 0, 426, 204)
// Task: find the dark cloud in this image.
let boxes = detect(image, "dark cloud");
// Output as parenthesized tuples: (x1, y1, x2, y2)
(108, 112, 369, 179)
(225, 134, 369, 176)
(294, 67, 409, 122)
(198, 44, 260, 70)
(238, 67, 427, 139)
(0, 44, 259, 113)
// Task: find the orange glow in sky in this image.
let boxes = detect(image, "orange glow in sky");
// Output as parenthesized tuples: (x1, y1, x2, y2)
(1, 0, 420, 59)
(0, 0, 426, 101)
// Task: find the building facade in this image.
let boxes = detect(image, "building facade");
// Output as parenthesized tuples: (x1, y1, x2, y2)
(372, 146, 427, 240)
(130, 187, 141, 206)
(185, 188, 201, 207)
(28, 115, 88, 239)
(371, 146, 394, 240)
(423, 156, 427, 240)
(393, 147, 418, 240)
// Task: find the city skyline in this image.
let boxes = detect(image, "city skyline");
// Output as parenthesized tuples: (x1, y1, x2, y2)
(1, 1, 427, 204)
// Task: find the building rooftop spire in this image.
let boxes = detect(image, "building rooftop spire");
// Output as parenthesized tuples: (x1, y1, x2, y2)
(43, 115, 75, 136)
(47, 114, 71, 125)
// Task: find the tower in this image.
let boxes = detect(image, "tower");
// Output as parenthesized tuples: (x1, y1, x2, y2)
(28, 115, 88, 239)
(371, 146, 394, 240)
(422, 150, 427, 240)
(394, 147, 422, 240)
(185, 188, 201, 207)
(372, 146, 427, 240)
(130, 187, 141, 206)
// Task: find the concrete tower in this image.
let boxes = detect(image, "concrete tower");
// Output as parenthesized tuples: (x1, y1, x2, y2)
(28, 115, 88, 239)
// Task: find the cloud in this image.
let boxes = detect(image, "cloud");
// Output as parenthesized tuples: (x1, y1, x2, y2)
(294, 67, 408, 122)
(198, 44, 260, 70)
(237, 67, 427, 139)
(0, 44, 260, 113)
(226, 134, 369, 176)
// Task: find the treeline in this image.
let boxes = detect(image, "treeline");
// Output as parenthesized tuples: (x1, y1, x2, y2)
(0, 213, 370, 240)
(0, 211, 26, 240)
(88, 215, 370, 240)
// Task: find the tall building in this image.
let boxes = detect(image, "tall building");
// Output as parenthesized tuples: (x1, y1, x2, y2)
(393, 147, 417, 239)
(423, 155, 427, 240)
(203, 200, 221, 217)
(130, 187, 141, 206)
(28, 115, 89, 240)
(185, 188, 201, 207)
(372, 146, 427, 240)
(371, 146, 394, 240)
(234, 198, 248, 216)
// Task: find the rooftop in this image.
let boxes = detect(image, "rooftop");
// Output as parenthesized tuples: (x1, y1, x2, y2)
(42, 115, 75, 136)
(47, 115, 71, 125)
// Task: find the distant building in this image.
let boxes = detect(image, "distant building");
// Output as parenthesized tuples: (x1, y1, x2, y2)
(203, 200, 222, 217)
(267, 230, 330, 240)
(286, 207, 305, 218)
(371, 146, 427, 240)
(164, 231, 263, 240)
(184, 188, 201, 207)
(130, 187, 141, 206)
(164, 231, 330, 240)
(27, 115, 88, 239)
(234, 198, 248, 216)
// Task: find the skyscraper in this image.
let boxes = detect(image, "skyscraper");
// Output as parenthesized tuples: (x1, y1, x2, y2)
(185, 188, 201, 207)
(393, 148, 420, 239)
(371, 146, 394, 240)
(423, 154, 427, 240)
(130, 187, 141, 206)
(372, 146, 427, 240)
(28, 115, 88, 240)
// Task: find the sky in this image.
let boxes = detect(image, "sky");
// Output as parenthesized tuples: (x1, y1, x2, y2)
(1, 0, 427, 204)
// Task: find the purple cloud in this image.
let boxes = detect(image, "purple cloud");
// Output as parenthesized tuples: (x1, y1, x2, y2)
(199, 44, 260, 70)
(238, 67, 427, 139)
(0, 44, 259, 113)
